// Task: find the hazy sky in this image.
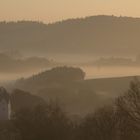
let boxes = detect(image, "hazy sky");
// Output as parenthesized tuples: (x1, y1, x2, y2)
(0, 0, 140, 23)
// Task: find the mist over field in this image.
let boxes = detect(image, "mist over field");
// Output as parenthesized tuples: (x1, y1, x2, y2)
(1, 15, 140, 140)
(1, 15, 140, 81)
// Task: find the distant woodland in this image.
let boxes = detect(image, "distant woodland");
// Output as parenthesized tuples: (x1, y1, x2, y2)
(1, 15, 140, 139)
(1, 74, 140, 140)
(0, 52, 55, 73)
(1, 16, 140, 56)
(13, 66, 135, 116)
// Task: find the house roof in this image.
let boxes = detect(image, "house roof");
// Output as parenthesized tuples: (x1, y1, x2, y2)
(0, 87, 10, 103)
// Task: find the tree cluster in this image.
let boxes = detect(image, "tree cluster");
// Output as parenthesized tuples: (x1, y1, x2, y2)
(2, 79, 140, 140)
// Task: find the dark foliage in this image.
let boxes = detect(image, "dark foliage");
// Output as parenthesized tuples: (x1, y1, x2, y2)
(3, 79, 140, 140)
(12, 104, 73, 140)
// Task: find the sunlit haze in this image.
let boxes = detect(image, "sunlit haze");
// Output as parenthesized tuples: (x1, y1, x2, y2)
(1, 0, 140, 22)
(1, 1, 140, 139)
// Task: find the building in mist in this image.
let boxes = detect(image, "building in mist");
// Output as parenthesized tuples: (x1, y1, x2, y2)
(0, 87, 10, 121)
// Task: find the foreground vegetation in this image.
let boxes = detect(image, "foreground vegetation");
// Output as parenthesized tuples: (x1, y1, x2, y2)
(1, 79, 140, 140)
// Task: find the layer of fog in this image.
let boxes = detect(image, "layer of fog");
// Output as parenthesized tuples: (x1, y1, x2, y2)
(82, 66, 140, 79)
(1, 50, 140, 83)
(1, 66, 140, 82)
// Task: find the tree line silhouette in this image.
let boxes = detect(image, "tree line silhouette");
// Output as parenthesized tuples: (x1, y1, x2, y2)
(1, 78, 140, 140)
(2, 15, 140, 55)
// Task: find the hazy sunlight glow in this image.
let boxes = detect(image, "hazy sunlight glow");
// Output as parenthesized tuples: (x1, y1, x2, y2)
(0, 0, 140, 22)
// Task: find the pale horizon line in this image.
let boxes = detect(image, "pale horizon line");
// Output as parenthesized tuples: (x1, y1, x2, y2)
(1, 14, 140, 25)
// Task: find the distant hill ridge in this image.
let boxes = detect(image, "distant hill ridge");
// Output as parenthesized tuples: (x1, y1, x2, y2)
(14, 65, 140, 95)
(1, 15, 140, 55)
(13, 67, 140, 115)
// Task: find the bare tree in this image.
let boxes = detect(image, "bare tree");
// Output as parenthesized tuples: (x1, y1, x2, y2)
(77, 105, 119, 140)
(116, 78, 140, 139)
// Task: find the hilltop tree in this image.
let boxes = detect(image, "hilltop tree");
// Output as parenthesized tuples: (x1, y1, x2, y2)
(15, 66, 85, 92)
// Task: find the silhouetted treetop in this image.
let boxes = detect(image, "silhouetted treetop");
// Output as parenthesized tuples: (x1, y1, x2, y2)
(17, 66, 85, 84)
(36, 66, 85, 81)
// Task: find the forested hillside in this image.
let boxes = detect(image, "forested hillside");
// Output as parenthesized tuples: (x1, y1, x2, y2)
(1, 16, 140, 56)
